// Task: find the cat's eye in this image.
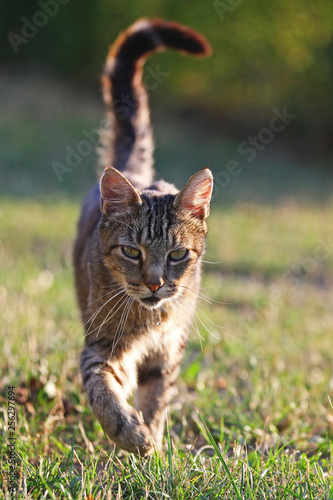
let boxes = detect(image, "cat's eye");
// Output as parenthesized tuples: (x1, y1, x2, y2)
(169, 249, 188, 261)
(122, 246, 141, 259)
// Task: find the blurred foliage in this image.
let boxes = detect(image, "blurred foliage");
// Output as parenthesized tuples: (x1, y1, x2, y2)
(1, 0, 333, 145)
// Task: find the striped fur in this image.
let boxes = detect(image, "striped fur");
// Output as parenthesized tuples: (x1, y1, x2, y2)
(74, 19, 212, 455)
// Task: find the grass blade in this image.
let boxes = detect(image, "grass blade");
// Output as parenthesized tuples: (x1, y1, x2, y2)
(197, 410, 242, 500)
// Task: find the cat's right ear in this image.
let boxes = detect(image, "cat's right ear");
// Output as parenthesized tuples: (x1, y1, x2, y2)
(174, 168, 213, 220)
(100, 166, 142, 215)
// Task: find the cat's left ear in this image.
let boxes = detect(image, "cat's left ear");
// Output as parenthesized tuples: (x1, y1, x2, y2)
(174, 168, 213, 219)
(100, 166, 142, 214)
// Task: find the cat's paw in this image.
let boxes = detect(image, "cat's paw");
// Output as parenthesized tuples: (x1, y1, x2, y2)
(127, 422, 155, 456)
(113, 411, 154, 455)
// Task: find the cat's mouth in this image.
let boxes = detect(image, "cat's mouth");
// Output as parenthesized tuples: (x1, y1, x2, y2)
(140, 296, 162, 306)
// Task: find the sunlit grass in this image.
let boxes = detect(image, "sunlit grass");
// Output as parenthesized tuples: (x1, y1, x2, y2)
(1, 197, 333, 498)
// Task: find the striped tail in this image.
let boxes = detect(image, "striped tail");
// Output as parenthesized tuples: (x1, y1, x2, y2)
(99, 18, 211, 188)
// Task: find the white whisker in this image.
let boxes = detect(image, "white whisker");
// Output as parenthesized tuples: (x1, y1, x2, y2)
(95, 293, 128, 337)
(194, 310, 221, 341)
(84, 285, 124, 311)
(202, 260, 223, 264)
(177, 293, 206, 349)
(110, 296, 134, 355)
(85, 292, 127, 337)
(85, 288, 125, 330)
(196, 304, 224, 330)
(178, 291, 222, 342)
(180, 284, 229, 306)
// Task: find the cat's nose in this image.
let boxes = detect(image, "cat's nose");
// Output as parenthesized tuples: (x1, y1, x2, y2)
(146, 279, 164, 293)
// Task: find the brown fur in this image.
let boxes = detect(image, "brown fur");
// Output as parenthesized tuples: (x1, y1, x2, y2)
(74, 19, 212, 455)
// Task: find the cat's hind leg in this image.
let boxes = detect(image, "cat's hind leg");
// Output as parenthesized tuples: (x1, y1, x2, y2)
(135, 362, 181, 450)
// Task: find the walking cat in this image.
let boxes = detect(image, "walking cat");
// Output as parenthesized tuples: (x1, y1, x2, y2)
(74, 18, 213, 455)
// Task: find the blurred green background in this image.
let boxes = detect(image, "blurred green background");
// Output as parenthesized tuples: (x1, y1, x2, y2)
(2, 2, 333, 478)
(1, 0, 333, 202)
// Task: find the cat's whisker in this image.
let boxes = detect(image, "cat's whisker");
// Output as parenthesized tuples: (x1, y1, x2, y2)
(180, 284, 228, 306)
(179, 291, 222, 342)
(199, 293, 229, 306)
(187, 302, 222, 341)
(118, 296, 134, 339)
(86, 285, 124, 309)
(196, 305, 224, 330)
(179, 285, 213, 305)
(196, 304, 224, 329)
(176, 296, 197, 332)
(181, 285, 224, 331)
(202, 259, 223, 264)
(85, 295, 119, 331)
(94, 293, 129, 337)
(194, 310, 221, 340)
(100, 284, 127, 290)
(114, 296, 130, 337)
(196, 293, 213, 305)
(192, 311, 205, 348)
(85, 292, 127, 337)
(84, 289, 126, 330)
(83, 286, 124, 312)
(191, 319, 205, 345)
(177, 293, 205, 344)
(110, 296, 134, 355)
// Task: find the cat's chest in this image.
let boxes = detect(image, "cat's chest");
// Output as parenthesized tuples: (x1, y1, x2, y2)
(126, 312, 187, 361)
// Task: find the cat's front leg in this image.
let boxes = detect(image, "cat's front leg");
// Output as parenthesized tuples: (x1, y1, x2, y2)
(81, 345, 154, 455)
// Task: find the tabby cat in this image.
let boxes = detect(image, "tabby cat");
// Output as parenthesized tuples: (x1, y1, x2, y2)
(74, 18, 213, 455)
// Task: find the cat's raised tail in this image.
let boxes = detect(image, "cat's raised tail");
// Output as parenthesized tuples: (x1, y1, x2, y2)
(99, 19, 211, 188)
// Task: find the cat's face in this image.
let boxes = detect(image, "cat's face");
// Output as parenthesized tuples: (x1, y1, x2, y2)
(99, 167, 213, 309)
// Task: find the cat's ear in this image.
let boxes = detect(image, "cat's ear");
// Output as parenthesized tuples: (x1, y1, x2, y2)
(100, 166, 142, 214)
(174, 168, 213, 219)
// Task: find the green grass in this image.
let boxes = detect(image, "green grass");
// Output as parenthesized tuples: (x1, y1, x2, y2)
(1, 196, 333, 499)
(1, 70, 333, 498)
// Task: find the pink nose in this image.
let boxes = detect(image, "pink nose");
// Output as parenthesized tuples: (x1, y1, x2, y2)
(146, 280, 164, 293)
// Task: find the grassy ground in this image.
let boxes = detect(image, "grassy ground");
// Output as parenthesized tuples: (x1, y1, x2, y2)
(1, 197, 333, 498)
(1, 72, 333, 498)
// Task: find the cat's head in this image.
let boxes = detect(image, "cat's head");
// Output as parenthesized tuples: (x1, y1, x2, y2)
(99, 166, 213, 309)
